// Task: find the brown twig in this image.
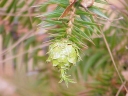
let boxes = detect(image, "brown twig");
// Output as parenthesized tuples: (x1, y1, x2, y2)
(116, 81, 127, 96)
(66, 1, 76, 35)
(0, 31, 33, 57)
(0, 41, 50, 63)
(100, 27, 128, 93)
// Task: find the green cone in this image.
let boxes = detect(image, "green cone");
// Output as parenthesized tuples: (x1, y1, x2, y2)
(47, 39, 79, 86)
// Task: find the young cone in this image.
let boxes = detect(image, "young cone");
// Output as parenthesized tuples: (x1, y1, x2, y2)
(47, 39, 79, 86)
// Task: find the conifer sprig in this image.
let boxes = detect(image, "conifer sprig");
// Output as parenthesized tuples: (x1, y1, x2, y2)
(39, 0, 108, 86)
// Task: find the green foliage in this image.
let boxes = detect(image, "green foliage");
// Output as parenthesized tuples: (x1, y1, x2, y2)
(38, 0, 110, 86)
(38, 0, 107, 47)
(0, 0, 128, 96)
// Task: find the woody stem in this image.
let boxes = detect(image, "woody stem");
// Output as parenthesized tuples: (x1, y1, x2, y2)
(66, 5, 76, 35)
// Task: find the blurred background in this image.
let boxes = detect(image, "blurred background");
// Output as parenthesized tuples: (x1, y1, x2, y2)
(0, 0, 128, 96)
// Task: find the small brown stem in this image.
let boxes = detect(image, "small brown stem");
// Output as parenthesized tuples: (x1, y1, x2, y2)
(100, 27, 128, 93)
(66, 5, 76, 35)
(116, 81, 126, 96)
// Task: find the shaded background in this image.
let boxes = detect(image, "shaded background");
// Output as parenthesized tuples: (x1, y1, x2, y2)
(0, 0, 128, 96)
